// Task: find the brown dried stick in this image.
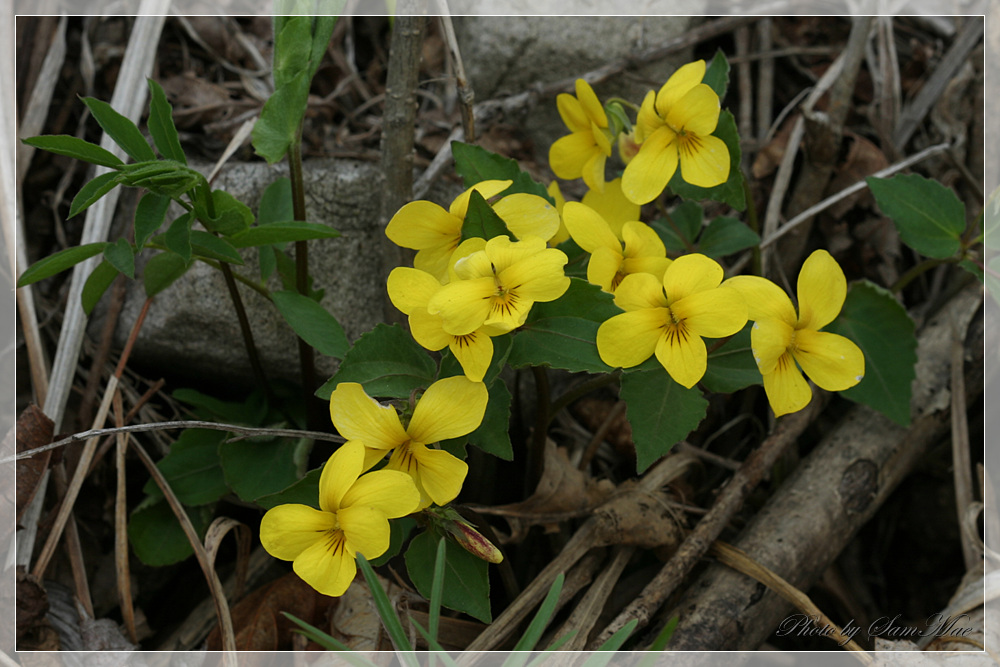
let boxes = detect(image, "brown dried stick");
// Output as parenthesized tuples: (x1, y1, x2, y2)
(588, 389, 829, 648)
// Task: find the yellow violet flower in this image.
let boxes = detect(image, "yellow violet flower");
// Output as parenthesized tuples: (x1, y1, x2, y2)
(596, 253, 747, 388)
(427, 235, 571, 336)
(387, 266, 506, 382)
(580, 177, 641, 240)
(549, 79, 614, 193)
(562, 201, 672, 293)
(546, 181, 571, 246)
(259, 440, 420, 597)
(621, 60, 730, 205)
(328, 377, 488, 508)
(724, 250, 864, 417)
(386, 182, 560, 283)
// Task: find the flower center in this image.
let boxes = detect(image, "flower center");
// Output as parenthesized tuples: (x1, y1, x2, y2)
(391, 440, 420, 475)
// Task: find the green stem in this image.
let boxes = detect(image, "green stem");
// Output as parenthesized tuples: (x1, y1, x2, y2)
(288, 124, 320, 429)
(889, 256, 960, 294)
(145, 244, 273, 300)
(528, 366, 551, 490)
(219, 260, 274, 405)
(741, 172, 762, 275)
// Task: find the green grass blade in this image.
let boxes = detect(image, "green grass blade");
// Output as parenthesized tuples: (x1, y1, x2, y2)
(356, 554, 417, 663)
(281, 611, 377, 667)
(429, 536, 447, 644)
(409, 616, 460, 667)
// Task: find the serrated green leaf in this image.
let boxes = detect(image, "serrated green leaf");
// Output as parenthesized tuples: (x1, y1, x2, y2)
(824, 280, 917, 426)
(134, 192, 171, 249)
(256, 466, 322, 510)
(229, 220, 340, 248)
(220, 435, 311, 502)
(702, 49, 730, 100)
(620, 369, 708, 472)
(867, 174, 966, 259)
(448, 377, 513, 460)
(273, 18, 312, 88)
(69, 171, 119, 218)
(128, 496, 213, 567)
(452, 141, 550, 201)
(668, 110, 745, 211)
(143, 250, 191, 297)
(370, 516, 415, 567)
(165, 212, 193, 261)
(697, 216, 760, 258)
(103, 237, 135, 279)
(460, 190, 509, 242)
(405, 531, 491, 623)
(527, 277, 619, 322)
(316, 323, 437, 400)
(189, 230, 244, 264)
(173, 387, 268, 425)
(17, 242, 108, 287)
(258, 178, 295, 225)
(271, 290, 350, 359)
(81, 259, 119, 315)
(82, 96, 156, 163)
(142, 429, 228, 506)
(147, 78, 186, 164)
(508, 317, 612, 373)
(22, 134, 123, 169)
(701, 324, 761, 393)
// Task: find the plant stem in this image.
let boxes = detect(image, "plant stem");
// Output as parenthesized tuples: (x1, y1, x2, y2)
(889, 256, 959, 294)
(547, 371, 621, 426)
(288, 124, 321, 429)
(528, 366, 551, 490)
(741, 173, 762, 275)
(219, 261, 273, 405)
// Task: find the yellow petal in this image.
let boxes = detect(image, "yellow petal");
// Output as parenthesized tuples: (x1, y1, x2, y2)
(792, 329, 865, 391)
(387, 267, 441, 314)
(591, 120, 612, 156)
(581, 150, 608, 193)
(655, 60, 706, 117)
(587, 246, 624, 293)
(621, 255, 672, 283)
(723, 275, 797, 324)
(557, 91, 589, 133)
(259, 504, 336, 561)
(671, 286, 748, 339)
(408, 309, 452, 351)
(329, 383, 408, 451)
(496, 246, 570, 303)
(411, 444, 469, 506)
(750, 317, 794, 375)
(338, 505, 391, 560)
(796, 249, 846, 331)
(621, 221, 667, 259)
(485, 235, 546, 272)
(386, 200, 460, 250)
(662, 253, 723, 303)
(427, 276, 496, 336)
(449, 180, 512, 218)
(450, 330, 495, 382)
(678, 133, 730, 189)
(547, 181, 566, 214)
(549, 132, 595, 181)
(621, 126, 678, 205)
(293, 529, 356, 597)
(493, 193, 561, 242)
(362, 446, 388, 472)
(613, 272, 668, 311)
(414, 243, 459, 284)
(562, 202, 620, 254)
(596, 309, 666, 368)
(582, 178, 640, 239)
(634, 90, 661, 144)
(340, 469, 420, 519)
(408, 375, 489, 444)
(762, 354, 813, 417)
(654, 321, 708, 388)
(666, 84, 720, 136)
(318, 440, 364, 512)
(575, 78, 607, 127)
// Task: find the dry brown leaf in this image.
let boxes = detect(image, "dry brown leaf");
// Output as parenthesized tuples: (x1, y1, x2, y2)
(16, 567, 58, 650)
(752, 114, 799, 180)
(160, 72, 235, 129)
(206, 571, 335, 651)
(592, 479, 686, 551)
(330, 574, 408, 651)
(15, 405, 53, 526)
(476, 440, 615, 542)
(825, 131, 890, 219)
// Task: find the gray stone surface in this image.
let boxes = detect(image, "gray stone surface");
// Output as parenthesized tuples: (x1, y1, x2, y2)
(113, 159, 388, 387)
(452, 14, 698, 164)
